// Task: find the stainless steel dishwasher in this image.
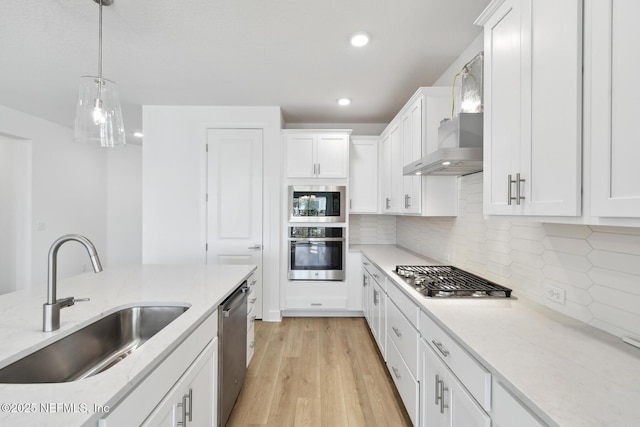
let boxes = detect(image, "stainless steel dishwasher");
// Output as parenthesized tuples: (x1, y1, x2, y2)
(218, 282, 248, 426)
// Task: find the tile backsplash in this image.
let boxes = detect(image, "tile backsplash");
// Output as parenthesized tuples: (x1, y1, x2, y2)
(396, 172, 640, 340)
(349, 214, 396, 244)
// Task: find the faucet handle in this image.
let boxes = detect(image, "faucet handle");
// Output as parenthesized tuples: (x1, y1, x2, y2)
(74, 297, 90, 303)
(56, 296, 90, 308)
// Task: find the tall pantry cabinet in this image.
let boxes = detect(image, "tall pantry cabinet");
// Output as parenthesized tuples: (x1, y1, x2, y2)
(476, 0, 582, 217)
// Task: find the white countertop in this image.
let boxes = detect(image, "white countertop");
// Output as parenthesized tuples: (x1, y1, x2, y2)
(0, 264, 255, 427)
(351, 244, 640, 427)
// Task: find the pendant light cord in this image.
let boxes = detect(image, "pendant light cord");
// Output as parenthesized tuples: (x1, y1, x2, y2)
(97, 0, 103, 99)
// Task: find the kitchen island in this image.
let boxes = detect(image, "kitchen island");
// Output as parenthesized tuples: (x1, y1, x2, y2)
(352, 244, 640, 427)
(0, 264, 255, 426)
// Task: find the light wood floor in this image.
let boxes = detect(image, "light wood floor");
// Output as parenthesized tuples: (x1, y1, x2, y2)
(227, 317, 412, 427)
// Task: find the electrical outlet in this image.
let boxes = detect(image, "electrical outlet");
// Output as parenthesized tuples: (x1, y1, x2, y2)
(545, 284, 566, 305)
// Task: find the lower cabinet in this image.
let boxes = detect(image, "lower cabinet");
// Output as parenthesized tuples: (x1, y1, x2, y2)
(142, 338, 217, 426)
(492, 380, 545, 427)
(421, 339, 490, 427)
(387, 338, 419, 425)
(247, 274, 257, 366)
(370, 275, 387, 358)
(99, 311, 218, 426)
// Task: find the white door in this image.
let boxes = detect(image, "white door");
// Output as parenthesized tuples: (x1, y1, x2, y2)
(207, 129, 263, 318)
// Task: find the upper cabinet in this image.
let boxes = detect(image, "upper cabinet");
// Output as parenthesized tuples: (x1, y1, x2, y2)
(284, 130, 351, 179)
(476, 0, 582, 217)
(587, 0, 640, 218)
(349, 136, 379, 214)
(380, 87, 457, 217)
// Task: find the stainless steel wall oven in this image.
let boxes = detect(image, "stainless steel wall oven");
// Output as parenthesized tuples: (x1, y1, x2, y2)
(288, 226, 345, 281)
(288, 185, 346, 223)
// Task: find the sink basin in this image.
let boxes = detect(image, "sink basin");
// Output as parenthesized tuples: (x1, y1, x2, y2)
(0, 305, 189, 384)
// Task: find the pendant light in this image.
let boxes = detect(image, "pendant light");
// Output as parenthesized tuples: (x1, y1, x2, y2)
(74, 0, 126, 147)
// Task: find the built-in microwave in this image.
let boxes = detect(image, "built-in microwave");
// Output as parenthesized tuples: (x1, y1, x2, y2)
(288, 185, 346, 223)
(288, 226, 345, 281)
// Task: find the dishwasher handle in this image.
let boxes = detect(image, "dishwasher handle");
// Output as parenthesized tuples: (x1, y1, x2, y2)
(222, 286, 249, 318)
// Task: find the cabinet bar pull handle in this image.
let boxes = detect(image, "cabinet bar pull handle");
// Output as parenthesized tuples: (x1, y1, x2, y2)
(516, 173, 525, 205)
(250, 340, 255, 349)
(392, 326, 402, 337)
(432, 339, 450, 357)
(435, 374, 441, 405)
(392, 366, 401, 379)
(385, 197, 391, 209)
(508, 174, 514, 205)
(440, 381, 449, 414)
(310, 303, 322, 306)
(250, 297, 257, 303)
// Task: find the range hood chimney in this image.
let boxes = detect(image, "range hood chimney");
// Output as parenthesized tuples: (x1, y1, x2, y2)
(404, 51, 484, 177)
(403, 112, 483, 176)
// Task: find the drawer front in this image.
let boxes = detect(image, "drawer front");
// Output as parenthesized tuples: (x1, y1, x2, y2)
(285, 295, 348, 310)
(387, 281, 419, 327)
(386, 299, 419, 377)
(362, 257, 386, 292)
(420, 311, 491, 411)
(386, 337, 419, 425)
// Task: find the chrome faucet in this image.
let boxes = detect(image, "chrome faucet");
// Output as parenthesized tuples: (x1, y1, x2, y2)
(43, 234, 103, 332)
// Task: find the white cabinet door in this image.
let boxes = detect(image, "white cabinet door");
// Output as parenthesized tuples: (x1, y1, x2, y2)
(422, 340, 490, 427)
(142, 339, 217, 427)
(285, 132, 349, 179)
(588, 0, 640, 217)
(349, 137, 379, 213)
(286, 135, 315, 178)
(316, 134, 349, 178)
(389, 124, 404, 213)
(402, 98, 423, 214)
(480, 0, 582, 217)
(371, 278, 387, 358)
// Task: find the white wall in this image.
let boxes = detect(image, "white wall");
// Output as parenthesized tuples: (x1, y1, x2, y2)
(106, 145, 142, 267)
(0, 135, 31, 294)
(0, 105, 108, 288)
(142, 106, 283, 321)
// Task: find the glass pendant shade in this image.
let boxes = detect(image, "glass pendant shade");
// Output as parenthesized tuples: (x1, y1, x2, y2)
(74, 76, 126, 147)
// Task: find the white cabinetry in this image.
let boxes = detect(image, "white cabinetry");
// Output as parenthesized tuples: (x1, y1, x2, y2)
(380, 87, 457, 216)
(363, 258, 387, 357)
(284, 130, 350, 179)
(381, 125, 404, 213)
(386, 285, 420, 425)
(349, 137, 379, 214)
(492, 380, 545, 427)
(421, 339, 490, 427)
(587, 0, 640, 218)
(477, 0, 582, 217)
(247, 273, 258, 366)
(143, 339, 217, 427)
(100, 312, 218, 426)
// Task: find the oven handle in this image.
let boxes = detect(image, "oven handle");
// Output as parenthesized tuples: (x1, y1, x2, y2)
(288, 237, 345, 242)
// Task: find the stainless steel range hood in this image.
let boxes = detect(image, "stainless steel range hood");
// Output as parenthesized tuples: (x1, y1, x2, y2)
(403, 113, 483, 177)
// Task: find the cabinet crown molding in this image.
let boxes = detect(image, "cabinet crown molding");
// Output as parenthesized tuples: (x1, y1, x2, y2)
(474, 0, 508, 26)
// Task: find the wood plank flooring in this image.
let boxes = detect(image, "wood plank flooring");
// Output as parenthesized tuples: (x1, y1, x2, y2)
(227, 317, 412, 427)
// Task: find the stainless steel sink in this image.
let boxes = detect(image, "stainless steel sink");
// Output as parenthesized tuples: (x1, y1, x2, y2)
(0, 305, 189, 383)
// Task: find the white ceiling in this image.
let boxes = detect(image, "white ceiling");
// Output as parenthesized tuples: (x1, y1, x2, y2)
(1, 0, 490, 140)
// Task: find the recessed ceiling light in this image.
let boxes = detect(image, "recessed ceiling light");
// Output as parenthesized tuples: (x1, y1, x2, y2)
(442, 161, 451, 166)
(338, 98, 351, 106)
(350, 32, 370, 47)
(133, 132, 143, 138)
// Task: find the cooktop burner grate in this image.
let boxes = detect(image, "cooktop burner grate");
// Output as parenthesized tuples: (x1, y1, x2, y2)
(395, 265, 512, 298)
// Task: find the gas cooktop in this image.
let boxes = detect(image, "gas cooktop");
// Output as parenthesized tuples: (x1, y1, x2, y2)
(395, 265, 513, 298)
